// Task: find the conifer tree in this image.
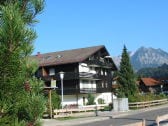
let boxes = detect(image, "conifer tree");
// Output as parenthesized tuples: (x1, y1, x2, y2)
(117, 45, 138, 99)
(0, 1, 45, 125)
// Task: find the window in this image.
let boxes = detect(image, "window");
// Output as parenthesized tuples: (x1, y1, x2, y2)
(44, 55, 51, 60)
(82, 80, 88, 84)
(105, 70, 107, 76)
(100, 57, 104, 63)
(89, 56, 94, 60)
(55, 54, 62, 59)
(49, 68, 55, 75)
(101, 69, 104, 75)
(105, 82, 108, 88)
(102, 81, 104, 88)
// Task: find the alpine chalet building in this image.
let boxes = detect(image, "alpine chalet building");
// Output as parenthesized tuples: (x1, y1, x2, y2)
(34, 45, 117, 106)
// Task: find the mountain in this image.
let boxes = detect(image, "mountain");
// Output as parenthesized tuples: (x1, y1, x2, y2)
(112, 47, 168, 71)
(112, 55, 121, 69)
(131, 47, 168, 71)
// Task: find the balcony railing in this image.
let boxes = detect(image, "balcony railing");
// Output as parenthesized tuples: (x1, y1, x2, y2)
(96, 88, 111, 93)
(80, 88, 96, 93)
(41, 72, 79, 81)
(55, 87, 110, 95)
(40, 72, 101, 81)
(85, 59, 114, 68)
(79, 72, 100, 80)
(56, 88, 79, 95)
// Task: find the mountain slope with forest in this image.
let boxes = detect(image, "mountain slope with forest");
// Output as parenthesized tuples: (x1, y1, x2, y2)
(137, 63, 168, 78)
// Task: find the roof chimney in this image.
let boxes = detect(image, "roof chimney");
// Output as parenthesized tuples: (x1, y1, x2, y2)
(36, 52, 41, 57)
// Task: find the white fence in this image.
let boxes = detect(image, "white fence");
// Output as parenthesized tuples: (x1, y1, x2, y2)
(45, 99, 168, 118)
(53, 104, 108, 118)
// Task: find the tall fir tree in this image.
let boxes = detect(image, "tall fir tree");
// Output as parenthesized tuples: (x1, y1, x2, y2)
(0, 1, 46, 125)
(117, 45, 138, 98)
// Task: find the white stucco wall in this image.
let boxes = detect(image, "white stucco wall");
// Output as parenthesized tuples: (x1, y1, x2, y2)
(61, 92, 117, 107)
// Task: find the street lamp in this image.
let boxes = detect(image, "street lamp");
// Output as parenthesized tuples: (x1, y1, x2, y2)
(59, 71, 64, 109)
(160, 85, 163, 93)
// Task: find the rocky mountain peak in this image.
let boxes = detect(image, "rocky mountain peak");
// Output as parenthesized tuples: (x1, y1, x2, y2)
(112, 46, 168, 71)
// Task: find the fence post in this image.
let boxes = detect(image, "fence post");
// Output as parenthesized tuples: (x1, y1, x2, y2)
(142, 118, 146, 126)
(156, 116, 160, 126)
(95, 105, 98, 116)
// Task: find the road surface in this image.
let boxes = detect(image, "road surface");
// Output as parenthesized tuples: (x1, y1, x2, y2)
(76, 106, 168, 126)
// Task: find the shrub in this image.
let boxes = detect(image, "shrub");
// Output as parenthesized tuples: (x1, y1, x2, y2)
(17, 94, 46, 125)
(51, 91, 61, 109)
(98, 98, 105, 104)
(128, 93, 167, 103)
(87, 94, 95, 105)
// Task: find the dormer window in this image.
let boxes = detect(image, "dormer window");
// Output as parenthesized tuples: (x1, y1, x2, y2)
(89, 56, 94, 60)
(49, 68, 55, 76)
(56, 54, 62, 59)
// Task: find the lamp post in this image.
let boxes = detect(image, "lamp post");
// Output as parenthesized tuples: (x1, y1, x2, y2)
(161, 85, 163, 93)
(59, 71, 64, 109)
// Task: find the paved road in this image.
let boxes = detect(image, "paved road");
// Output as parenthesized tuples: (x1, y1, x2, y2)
(76, 106, 168, 126)
(42, 105, 168, 126)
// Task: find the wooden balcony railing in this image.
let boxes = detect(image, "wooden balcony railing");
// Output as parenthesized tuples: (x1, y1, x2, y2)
(55, 87, 110, 95)
(79, 72, 101, 80)
(41, 72, 102, 81)
(85, 59, 114, 68)
(80, 88, 96, 93)
(56, 88, 79, 95)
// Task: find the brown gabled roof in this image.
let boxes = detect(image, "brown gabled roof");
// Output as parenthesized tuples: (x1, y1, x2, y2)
(141, 78, 161, 86)
(32, 45, 107, 67)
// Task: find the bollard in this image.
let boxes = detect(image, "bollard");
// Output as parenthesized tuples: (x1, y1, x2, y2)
(95, 105, 98, 116)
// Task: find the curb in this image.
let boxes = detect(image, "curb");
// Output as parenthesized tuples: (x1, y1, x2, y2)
(42, 117, 110, 126)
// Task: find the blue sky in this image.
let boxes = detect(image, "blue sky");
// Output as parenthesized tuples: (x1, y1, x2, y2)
(34, 0, 168, 56)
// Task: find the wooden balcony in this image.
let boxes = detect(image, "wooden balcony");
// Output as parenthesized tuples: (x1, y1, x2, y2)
(85, 59, 114, 68)
(40, 72, 101, 81)
(79, 72, 101, 80)
(40, 72, 79, 81)
(56, 88, 79, 95)
(80, 88, 96, 93)
(55, 87, 110, 95)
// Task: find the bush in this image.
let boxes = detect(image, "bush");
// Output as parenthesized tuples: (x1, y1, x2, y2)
(51, 91, 61, 109)
(98, 98, 105, 104)
(104, 106, 112, 111)
(109, 103, 113, 110)
(128, 93, 167, 103)
(87, 94, 95, 105)
(17, 94, 46, 125)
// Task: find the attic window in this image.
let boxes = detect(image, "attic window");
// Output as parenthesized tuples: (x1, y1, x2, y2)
(56, 55, 62, 59)
(44, 56, 51, 60)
